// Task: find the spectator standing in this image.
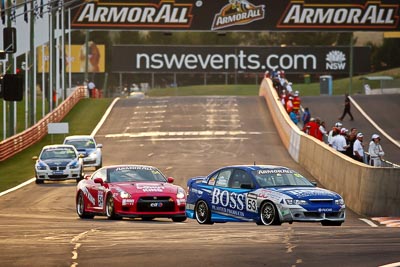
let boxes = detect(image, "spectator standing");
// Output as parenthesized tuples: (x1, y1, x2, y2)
(346, 128, 358, 158)
(286, 96, 294, 113)
(289, 110, 299, 125)
(332, 128, 349, 153)
(87, 81, 96, 98)
(302, 107, 311, 125)
(280, 90, 287, 106)
(303, 118, 319, 139)
(353, 133, 365, 163)
(328, 122, 342, 146)
(368, 134, 385, 166)
(292, 91, 301, 114)
(319, 120, 328, 142)
(339, 93, 354, 121)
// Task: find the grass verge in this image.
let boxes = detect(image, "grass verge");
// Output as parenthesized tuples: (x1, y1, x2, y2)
(0, 98, 113, 192)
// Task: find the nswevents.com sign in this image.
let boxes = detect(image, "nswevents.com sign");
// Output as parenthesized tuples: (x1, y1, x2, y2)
(111, 46, 370, 74)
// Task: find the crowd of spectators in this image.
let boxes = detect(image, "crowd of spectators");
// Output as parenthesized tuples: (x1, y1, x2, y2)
(266, 70, 385, 167)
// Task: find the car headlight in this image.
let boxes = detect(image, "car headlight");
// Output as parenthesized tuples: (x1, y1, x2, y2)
(36, 162, 47, 170)
(176, 187, 186, 199)
(335, 199, 345, 205)
(69, 160, 80, 169)
(120, 191, 131, 199)
(88, 151, 98, 158)
(285, 199, 308, 205)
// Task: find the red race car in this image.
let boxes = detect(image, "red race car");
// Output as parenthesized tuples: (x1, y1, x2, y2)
(76, 165, 187, 222)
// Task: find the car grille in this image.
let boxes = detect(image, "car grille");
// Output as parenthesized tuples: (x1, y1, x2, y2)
(49, 166, 66, 171)
(137, 196, 175, 212)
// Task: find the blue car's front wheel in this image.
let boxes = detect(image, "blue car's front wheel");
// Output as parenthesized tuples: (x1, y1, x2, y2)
(258, 201, 281, 226)
(195, 200, 213, 225)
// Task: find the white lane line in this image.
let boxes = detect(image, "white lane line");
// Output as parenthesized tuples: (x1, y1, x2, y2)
(359, 218, 378, 227)
(350, 96, 400, 148)
(379, 263, 400, 267)
(0, 178, 35, 197)
(91, 97, 120, 137)
(105, 130, 263, 138)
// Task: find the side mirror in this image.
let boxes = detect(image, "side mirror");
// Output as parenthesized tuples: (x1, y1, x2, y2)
(32, 156, 38, 160)
(94, 178, 104, 185)
(84, 174, 91, 180)
(167, 177, 174, 183)
(97, 144, 103, 148)
(79, 154, 85, 158)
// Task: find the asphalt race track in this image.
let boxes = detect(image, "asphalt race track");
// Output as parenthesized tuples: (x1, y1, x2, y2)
(0, 96, 399, 267)
(301, 94, 400, 165)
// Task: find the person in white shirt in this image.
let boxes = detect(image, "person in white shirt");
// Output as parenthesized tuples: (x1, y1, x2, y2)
(353, 133, 365, 163)
(332, 128, 349, 153)
(368, 134, 385, 166)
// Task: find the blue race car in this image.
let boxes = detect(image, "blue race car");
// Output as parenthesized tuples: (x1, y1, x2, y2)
(186, 165, 345, 226)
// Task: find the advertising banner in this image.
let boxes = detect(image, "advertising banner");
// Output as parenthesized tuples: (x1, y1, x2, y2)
(70, 0, 400, 32)
(37, 43, 105, 73)
(111, 45, 370, 74)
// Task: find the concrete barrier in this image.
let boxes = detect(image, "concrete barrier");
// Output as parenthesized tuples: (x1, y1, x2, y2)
(259, 78, 400, 217)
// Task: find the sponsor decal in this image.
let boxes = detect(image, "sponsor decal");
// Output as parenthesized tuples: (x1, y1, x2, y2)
(115, 166, 154, 171)
(278, 1, 399, 29)
(318, 208, 333, 212)
(211, 188, 258, 214)
(212, 188, 245, 210)
(82, 187, 96, 205)
(326, 50, 346, 70)
(212, 0, 265, 30)
(136, 183, 164, 192)
(150, 202, 164, 208)
(72, 0, 194, 28)
(256, 189, 283, 202)
(122, 199, 135, 205)
(289, 189, 332, 198)
(258, 169, 294, 174)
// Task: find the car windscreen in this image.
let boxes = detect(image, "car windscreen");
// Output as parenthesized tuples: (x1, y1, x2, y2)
(40, 148, 77, 160)
(64, 139, 96, 149)
(252, 169, 314, 187)
(107, 166, 167, 183)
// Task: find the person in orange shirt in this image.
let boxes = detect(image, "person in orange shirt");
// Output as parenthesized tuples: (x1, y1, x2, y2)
(292, 91, 301, 114)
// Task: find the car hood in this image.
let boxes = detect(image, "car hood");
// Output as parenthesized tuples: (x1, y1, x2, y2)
(41, 159, 76, 166)
(111, 182, 178, 194)
(271, 187, 341, 200)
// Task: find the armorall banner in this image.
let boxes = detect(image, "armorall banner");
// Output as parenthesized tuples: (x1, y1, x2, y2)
(69, 0, 400, 31)
(111, 45, 371, 74)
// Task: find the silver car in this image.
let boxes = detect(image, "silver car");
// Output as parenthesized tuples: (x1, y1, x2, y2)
(63, 135, 103, 170)
(33, 144, 84, 184)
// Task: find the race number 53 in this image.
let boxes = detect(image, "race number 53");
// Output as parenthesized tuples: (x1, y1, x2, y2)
(246, 198, 257, 213)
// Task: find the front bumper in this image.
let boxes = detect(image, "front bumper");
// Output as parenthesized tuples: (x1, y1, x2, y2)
(35, 169, 81, 181)
(280, 206, 346, 223)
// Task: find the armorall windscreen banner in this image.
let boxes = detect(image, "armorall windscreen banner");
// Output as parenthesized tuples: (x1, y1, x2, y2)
(69, 0, 400, 31)
(111, 45, 371, 74)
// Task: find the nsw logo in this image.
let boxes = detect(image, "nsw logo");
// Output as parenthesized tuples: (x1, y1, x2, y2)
(326, 50, 346, 70)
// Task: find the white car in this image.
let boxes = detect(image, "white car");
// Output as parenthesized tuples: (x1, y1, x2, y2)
(63, 135, 103, 170)
(33, 144, 84, 184)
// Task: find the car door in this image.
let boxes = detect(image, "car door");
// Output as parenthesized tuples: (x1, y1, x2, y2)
(211, 168, 254, 220)
(87, 169, 107, 212)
